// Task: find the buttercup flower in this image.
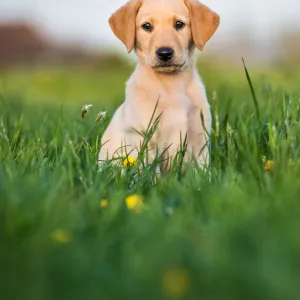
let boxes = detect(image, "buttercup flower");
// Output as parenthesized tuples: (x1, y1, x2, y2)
(100, 199, 109, 208)
(81, 104, 93, 118)
(264, 160, 274, 171)
(50, 229, 72, 245)
(123, 156, 136, 167)
(162, 268, 191, 298)
(95, 111, 107, 123)
(125, 194, 144, 213)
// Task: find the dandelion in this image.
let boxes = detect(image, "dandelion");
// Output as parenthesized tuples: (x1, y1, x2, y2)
(100, 199, 109, 208)
(81, 104, 93, 118)
(125, 194, 145, 213)
(50, 229, 72, 245)
(264, 160, 274, 171)
(123, 156, 136, 167)
(95, 111, 107, 123)
(162, 268, 191, 298)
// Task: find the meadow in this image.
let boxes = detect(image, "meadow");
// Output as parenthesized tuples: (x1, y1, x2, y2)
(1, 55, 300, 300)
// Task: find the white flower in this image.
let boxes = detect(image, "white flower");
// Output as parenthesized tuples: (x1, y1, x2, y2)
(81, 104, 93, 118)
(95, 111, 107, 123)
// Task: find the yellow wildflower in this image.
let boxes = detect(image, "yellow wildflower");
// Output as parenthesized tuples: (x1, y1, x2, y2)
(125, 194, 145, 213)
(264, 160, 274, 171)
(100, 199, 109, 208)
(50, 229, 72, 245)
(162, 268, 191, 298)
(123, 156, 136, 167)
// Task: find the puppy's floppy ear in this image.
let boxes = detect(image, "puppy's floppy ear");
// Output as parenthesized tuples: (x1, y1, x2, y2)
(184, 0, 220, 51)
(109, 0, 142, 53)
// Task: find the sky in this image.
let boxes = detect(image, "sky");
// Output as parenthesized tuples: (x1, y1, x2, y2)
(0, 0, 300, 50)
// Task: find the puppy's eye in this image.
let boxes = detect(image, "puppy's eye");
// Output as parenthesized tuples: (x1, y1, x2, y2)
(142, 23, 152, 32)
(175, 21, 185, 31)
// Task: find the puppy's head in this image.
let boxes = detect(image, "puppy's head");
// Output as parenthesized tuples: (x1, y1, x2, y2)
(109, 0, 220, 73)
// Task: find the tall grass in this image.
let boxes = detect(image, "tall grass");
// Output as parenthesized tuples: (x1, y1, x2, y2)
(1, 60, 300, 300)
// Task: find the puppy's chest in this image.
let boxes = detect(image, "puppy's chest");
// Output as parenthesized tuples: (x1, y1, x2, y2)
(156, 94, 194, 129)
(158, 94, 194, 121)
(130, 92, 194, 135)
(158, 92, 194, 112)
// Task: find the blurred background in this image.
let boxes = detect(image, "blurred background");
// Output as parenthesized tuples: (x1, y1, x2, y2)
(0, 0, 300, 106)
(1, 0, 300, 64)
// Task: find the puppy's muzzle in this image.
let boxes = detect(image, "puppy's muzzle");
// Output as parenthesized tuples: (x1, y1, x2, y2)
(156, 47, 174, 62)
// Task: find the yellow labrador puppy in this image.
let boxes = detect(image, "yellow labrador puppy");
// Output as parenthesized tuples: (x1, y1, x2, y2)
(99, 0, 220, 169)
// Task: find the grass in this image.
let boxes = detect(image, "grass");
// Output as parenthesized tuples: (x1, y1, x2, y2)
(1, 57, 300, 300)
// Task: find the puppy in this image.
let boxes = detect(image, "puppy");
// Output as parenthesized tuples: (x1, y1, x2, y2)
(99, 0, 220, 170)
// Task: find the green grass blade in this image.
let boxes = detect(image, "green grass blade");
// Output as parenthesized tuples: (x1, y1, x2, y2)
(242, 58, 261, 124)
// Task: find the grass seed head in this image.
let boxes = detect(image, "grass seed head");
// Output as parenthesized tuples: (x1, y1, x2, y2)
(81, 104, 93, 118)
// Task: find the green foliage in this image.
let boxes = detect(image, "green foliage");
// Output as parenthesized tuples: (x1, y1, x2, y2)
(1, 59, 300, 300)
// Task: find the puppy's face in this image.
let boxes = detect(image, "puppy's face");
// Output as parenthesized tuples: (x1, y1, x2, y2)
(135, 0, 192, 73)
(109, 0, 220, 74)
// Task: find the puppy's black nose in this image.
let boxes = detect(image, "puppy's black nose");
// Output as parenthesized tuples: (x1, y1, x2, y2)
(156, 47, 174, 61)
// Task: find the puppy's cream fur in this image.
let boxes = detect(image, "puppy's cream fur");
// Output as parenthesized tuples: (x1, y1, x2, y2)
(99, 0, 220, 169)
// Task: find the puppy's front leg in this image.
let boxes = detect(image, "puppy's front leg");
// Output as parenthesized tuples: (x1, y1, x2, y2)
(159, 109, 189, 171)
(187, 107, 211, 169)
